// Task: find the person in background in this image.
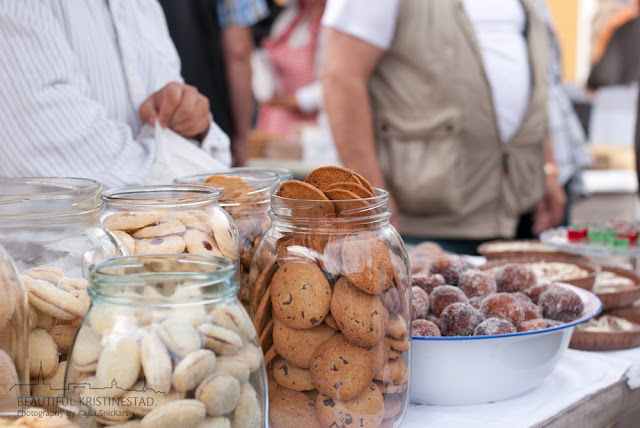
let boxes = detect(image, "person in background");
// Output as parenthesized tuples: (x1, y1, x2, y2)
(321, 0, 566, 255)
(159, 0, 269, 166)
(253, 0, 326, 140)
(591, 0, 638, 66)
(516, 0, 593, 238)
(588, 0, 640, 89)
(636, 94, 640, 189)
(0, 1, 230, 188)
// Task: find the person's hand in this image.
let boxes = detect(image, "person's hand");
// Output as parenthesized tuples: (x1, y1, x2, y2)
(532, 175, 567, 236)
(139, 82, 210, 141)
(267, 93, 299, 111)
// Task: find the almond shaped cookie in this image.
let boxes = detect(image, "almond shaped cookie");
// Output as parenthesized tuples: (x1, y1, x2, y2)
(135, 235, 186, 255)
(309, 334, 374, 401)
(330, 277, 389, 347)
(315, 383, 384, 428)
(183, 228, 223, 256)
(272, 320, 336, 369)
(103, 212, 159, 232)
(271, 261, 332, 330)
(132, 218, 186, 238)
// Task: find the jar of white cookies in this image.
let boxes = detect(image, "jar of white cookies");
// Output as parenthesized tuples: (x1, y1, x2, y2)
(0, 243, 28, 402)
(0, 178, 125, 398)
(175, 171, 280, 308)
(65, 254, 267, 427)
(101, 185, 239, 263)
(249, 170, 411, 428)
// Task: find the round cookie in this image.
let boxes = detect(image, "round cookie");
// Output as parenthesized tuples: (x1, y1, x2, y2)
(315, 383, 384, 428)
(428, 254, 468, 285)
(272, 356, 315, 391)
(132, 218, 186, 238)
(325, 182, 375, 199)
(341, 234, 394, 295)
(272, 320, 336, 369)
(323, 189, 370, 217)
(495, 263, 537, 293)
(309, 334, 374, 401)
(305, 166, 361, 192)
(183, 228, 223, 256)
(412, 286, 430, 320)
(103, 212, 159, 232)
(538, 286, 583, 322)
(330, 277, 388, 347)
(271, 261, 332, 329)
(269, 382, 321, 428)
(276, 180, 335, 218)
(135, 235, 186, 255)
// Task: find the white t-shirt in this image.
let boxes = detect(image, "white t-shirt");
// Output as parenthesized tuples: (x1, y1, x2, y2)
(322, 0, 532, 142)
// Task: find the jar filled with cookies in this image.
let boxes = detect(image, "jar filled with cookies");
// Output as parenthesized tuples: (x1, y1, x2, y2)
(0, 178, 125, 398)
(249, 167, 411, 428)
(0, 244, 28, 401)
(175, 170, 280, 308)
(65, 254, 267, 427)
(101, 184, 239, 264)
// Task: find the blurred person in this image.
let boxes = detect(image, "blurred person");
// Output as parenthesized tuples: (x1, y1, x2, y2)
(636, 94, 640, 189)
(588, 0, 640, 89)
(322, 0, 566, 255)
(159, 0, 269, 166)
(591, 0, 638, 65)
(0, 1, 230, 188)
(253, 0, 326, 139)
(517, 0, 593, 238)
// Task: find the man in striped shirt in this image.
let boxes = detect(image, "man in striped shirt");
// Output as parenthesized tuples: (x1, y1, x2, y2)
(0, 1, 231, 188)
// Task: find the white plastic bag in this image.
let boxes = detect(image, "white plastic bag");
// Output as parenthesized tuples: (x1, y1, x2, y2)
(144, 123, 227, 185)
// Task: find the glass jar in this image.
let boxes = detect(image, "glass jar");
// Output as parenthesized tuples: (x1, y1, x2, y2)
(250, 190, 410, 428)
(175, 171, 280, 307)
(101, 185, 239, 263)
(0, 178, 124, 397)
(66, 254, 267, 427)
(0, 244, 28, 401)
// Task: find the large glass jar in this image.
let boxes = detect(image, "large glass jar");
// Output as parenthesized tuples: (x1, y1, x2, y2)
(0, 244, 28, 401)
(101, 185, 239, 264)
(175, 171, 280, 308)
(66, 254, 267, 427)
(250, 190, 410, 428)
(0, 178, 124, 397)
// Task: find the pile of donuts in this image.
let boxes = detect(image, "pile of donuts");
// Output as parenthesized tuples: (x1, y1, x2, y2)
(410, 244, 584, 337)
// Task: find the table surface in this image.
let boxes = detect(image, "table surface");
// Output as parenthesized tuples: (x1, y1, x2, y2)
(401, 346, 640, 428)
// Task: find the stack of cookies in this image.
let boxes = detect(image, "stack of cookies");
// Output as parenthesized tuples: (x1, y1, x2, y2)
(103, 206, 238, 261)
(250, 167, 410, 428)
(16, 266, 90, 398)
(0, 260, 26, 401)
(200, 172, 279, 307)
(66, 291, 264, 427)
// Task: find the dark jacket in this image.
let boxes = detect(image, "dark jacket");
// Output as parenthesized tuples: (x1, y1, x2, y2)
(588, 16, 640, 89)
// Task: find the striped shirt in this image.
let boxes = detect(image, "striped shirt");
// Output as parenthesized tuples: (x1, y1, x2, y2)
(217, 0, 269, 27)
(0, 0, 231, 189)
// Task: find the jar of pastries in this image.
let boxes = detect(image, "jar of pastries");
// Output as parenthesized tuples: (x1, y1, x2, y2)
(101, 185, 239, 264)
(0, 178, 124, 397)
(0, 244, 28, 401)
(249, 167, 411, 428)
(175, 171, 281, 307)
(65, 254, 267, 427)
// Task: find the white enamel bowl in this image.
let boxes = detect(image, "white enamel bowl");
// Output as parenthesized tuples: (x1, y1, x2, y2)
(410, 283, 602, 405)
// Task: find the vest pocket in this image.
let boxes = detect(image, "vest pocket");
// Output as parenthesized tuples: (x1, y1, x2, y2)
(377, 109, 463, 216)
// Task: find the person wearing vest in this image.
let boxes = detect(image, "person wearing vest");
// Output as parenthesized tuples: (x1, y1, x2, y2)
(321, 0, 567, 255)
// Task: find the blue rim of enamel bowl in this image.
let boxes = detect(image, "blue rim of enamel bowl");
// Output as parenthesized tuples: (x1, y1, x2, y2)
(411, 282, 603, 341)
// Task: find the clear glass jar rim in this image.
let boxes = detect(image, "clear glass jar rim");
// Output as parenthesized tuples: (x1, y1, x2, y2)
(0, 177, 103, 219)
(89, 254, 238, 304)
(102, 184, 223, 209)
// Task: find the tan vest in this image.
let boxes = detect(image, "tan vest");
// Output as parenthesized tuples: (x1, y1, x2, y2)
(369, 0, 548, 239)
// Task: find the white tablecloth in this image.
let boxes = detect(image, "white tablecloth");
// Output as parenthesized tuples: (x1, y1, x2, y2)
(401, 348, 635, 428)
